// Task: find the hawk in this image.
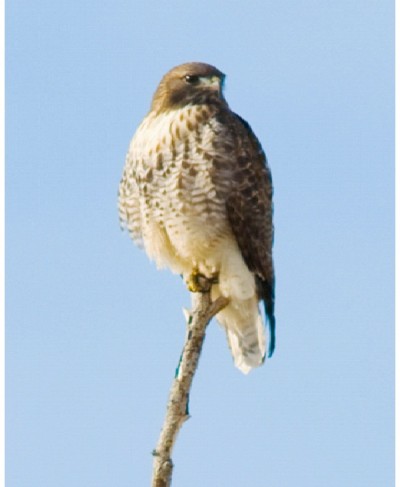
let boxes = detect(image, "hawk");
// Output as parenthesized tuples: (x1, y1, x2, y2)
(119, 62, 275, 374)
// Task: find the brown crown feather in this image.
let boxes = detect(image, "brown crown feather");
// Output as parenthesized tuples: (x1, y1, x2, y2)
(150, 62, 226, 113)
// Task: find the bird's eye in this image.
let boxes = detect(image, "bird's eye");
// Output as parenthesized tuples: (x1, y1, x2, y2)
(184, 75, 200, 84)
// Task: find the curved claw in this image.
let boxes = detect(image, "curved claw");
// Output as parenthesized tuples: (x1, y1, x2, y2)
(185, 271, 219, 293)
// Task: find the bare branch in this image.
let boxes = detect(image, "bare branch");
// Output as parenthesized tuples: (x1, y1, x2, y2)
(151, 284, 229, 487)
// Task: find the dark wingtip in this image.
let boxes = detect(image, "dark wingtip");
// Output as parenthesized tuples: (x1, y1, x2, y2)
(256, 277, 276, 360)
(267, 315, 276, 358)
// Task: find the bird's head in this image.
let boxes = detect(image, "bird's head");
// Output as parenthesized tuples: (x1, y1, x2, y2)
(150, 62, 226, 113)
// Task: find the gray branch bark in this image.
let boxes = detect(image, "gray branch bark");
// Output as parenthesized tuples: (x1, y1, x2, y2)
(151, 283, 229, 487)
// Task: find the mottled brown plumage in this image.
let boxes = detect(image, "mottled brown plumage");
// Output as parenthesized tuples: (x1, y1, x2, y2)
(119, 62, 275, 373)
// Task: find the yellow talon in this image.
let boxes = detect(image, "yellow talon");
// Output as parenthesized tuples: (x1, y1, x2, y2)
(186, 271, 204, 293)
(186, 271, 218, 293)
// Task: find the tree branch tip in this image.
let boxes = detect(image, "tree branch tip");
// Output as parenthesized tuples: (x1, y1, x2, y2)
(208, 296, 230, 317)
(182, 307, 191, 322)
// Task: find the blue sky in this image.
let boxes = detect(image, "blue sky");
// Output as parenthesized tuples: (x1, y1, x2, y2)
(6, 1, 394, 486)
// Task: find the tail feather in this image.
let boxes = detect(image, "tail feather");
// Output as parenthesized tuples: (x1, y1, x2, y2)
(225, 314, 266, 374)
(214, 295, 266, 374)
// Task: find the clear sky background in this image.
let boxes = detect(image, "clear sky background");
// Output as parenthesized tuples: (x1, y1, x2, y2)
(6, 1, 394, 486)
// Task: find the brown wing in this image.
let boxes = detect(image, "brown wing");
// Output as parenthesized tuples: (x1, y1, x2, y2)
(212, 111, 276, 357)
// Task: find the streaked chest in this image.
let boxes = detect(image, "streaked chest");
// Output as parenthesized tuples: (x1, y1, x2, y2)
(129, 106, 224, 205)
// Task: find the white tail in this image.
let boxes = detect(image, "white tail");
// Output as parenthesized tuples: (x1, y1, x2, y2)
(215, 297, 266, 374)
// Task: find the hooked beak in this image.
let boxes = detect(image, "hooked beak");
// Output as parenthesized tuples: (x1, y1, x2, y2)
(200, 75, 223, 94)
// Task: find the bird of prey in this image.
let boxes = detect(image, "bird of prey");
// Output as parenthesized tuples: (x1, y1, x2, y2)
(119, 62, 275, 374)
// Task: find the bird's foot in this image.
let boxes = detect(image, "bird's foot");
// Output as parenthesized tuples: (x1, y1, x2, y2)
(186, 271, 218, 293)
